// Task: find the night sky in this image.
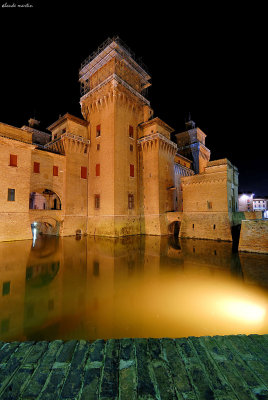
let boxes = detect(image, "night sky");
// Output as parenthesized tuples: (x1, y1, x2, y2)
(1, 1, 266, 196)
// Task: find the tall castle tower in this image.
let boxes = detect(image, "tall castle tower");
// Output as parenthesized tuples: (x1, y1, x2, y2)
(79, 37, 153, 236)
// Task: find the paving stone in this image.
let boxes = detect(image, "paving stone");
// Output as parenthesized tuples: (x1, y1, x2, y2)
(20, 340, 63, 400)
(60, 340, 90, 400)
(161, 338, 196, 399)
(119, 338, 137, 400)
(36, 341, 78, 399)
(215, 335, 268, 398)
(38, 365, 70, 400)
(175, 337, 217, 399)
(147, 338, 176, 400)
(0, 342, 34, 394)
(80, 366, 101, 400)
(23, 341, 49, 365)
(246, 335, 268, 367)
(0, 341, 48, 400)
(222, 335, 268, 386)
(0, 365, 35, 400)
(99, 339, 119, 400)
(200, 336, 256, 400)
(80, 339, 106, 400)
(0, 335, 267, 400)
(189, 336, 236, 399)
(134, 338, 158, 400)
(55, 340, 78, 363)
(0, 342, 20, 364)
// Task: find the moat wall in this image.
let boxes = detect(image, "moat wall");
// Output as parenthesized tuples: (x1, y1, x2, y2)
(239, 219, 268, 254)
(179, 212, 233, 241)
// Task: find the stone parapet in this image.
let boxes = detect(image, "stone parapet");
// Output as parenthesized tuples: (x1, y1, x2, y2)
(232, 211, 263, 225)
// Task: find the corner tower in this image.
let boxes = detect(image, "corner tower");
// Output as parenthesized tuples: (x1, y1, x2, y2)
(79, 37, 153, 236)
(175, 115, 210, 174)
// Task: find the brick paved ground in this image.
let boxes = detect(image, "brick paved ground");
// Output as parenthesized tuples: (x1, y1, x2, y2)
(0, 335, 268, 399)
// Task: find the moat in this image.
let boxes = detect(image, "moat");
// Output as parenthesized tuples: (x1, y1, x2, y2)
(1, 235, 268, 342)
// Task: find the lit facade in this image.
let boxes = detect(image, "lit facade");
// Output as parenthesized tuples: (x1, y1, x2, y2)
(253, 198, 267, 212)
(0, 37, 239, 242)
(238, 193, 254, 212)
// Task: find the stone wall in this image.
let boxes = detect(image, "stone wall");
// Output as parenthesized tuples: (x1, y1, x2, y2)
(0, 136, 34, 241)
(179, 159, 238, 241)
(239, 219, 268, 254)
(179, 212, 233, 241)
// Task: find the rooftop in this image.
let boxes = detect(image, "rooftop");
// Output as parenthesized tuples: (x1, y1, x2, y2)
(140, 117, 175, 133)
(47, 113, 88, 131)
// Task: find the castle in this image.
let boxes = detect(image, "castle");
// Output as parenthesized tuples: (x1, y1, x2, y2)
(0, 37, 239, 242)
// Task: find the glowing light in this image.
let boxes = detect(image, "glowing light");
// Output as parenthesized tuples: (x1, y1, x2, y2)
(32, 227, 37, 247)
(240, 193, 253, 200)
(220, 299, 266, 324)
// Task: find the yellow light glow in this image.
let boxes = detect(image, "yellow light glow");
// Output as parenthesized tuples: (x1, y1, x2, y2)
(220, 299, 266, 324)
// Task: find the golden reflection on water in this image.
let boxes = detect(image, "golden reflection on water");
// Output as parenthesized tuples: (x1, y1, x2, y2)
(0, 235, 268, 341)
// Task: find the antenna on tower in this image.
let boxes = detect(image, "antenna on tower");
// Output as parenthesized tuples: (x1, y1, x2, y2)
(185, 112, 196, 129)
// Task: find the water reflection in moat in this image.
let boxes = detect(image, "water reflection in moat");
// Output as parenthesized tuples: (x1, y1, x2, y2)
(0, 235, 268, 341)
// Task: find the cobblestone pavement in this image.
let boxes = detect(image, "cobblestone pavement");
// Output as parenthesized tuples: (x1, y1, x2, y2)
(0, 335, 268, 399)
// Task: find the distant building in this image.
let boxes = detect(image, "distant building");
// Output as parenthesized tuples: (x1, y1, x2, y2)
(238, 193, 268, 218)
(0, 37, 239, 242)
(253, 197, 268, 212)
(238, 192, 254, 212)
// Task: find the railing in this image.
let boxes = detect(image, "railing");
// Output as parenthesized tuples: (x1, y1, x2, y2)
(79, 36, 148, 75)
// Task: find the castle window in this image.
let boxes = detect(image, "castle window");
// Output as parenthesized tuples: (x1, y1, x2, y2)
(97, 143, 100, 151)
(48, 299, 54, 311)
(96, 164, 100, 176)
(81, 166, 87, 179)
(213, 224, 216, 230)
(33, 162, 40, 173)
(192, 224, 194, 229)
(93, 261, 99, 276)
(129, 125, 134, 138)
(9, 154, 17, 167)
(1, 319, 9, 334)
(130, 144, 133, 152)
(130, 164, 134, 177)
(128, 194, 134, 209)
(2, 281, 10, 296)
(96, 124, 101, 137)
(53, 166, 58, 176)
(207, 201, 212, 209)
(7, 189, 15, 202)
(95, 194, 100, 209)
